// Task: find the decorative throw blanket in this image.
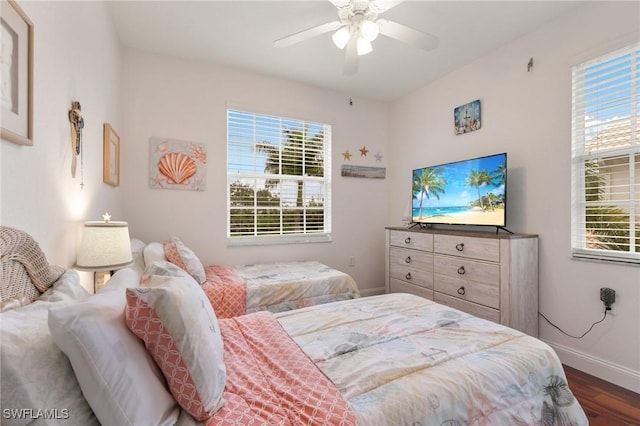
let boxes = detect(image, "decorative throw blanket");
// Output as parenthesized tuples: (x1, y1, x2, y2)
(207, 312, 357, 425)
(0, 226, 64, 303)
(201, 265, 247, 318)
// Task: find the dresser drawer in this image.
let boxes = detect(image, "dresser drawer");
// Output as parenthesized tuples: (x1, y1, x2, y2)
(390, 278, 433, 300)
(389, 230, 433, 252)
(433, 254, 499, 285)
(390, 247, 433, 271)
(434, 274, 499, 309)
(434, 234, 500, 262)
(434, 292, 500, 323)
(389, 252, 433, 289)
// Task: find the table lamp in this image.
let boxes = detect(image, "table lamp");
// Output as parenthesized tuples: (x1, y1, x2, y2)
(76, 213, 132, 292)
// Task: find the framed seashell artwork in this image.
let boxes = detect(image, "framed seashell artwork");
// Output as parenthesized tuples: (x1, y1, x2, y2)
(149, 137, 207, 191)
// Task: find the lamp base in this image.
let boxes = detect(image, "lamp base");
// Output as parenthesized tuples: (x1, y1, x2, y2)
(94, 270, 112, 293)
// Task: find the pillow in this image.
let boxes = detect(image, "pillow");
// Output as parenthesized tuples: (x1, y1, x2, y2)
(48, 270, 180, 426)
(125, 273, 226, 421)
(96, 267, 140, 294)
(143, 241, 167, 267)
(130, 238, 147, 275)
(38, 269, 91, 302)
(163, 236, 206, 284)
(1, 270, 98, 425)
(142, 260, 193, 283)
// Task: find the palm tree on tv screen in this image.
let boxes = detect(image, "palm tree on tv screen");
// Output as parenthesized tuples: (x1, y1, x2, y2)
(465, 169, 492, 210)
(413, 167, 447, 220)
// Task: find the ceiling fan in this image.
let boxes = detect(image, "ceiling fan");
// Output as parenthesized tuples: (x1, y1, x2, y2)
(274, 0, 439, 76)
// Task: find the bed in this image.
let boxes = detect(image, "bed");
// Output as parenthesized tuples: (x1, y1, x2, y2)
(1, 227, 588, 426)
(138, 237, 360, 318)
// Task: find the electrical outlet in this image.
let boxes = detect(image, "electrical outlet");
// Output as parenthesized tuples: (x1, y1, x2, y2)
(600, 287, 616, 311)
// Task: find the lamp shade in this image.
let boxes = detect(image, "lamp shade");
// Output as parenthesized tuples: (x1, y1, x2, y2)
(360, 20, 379, 42)
(75, 221, 132, 270)
(357, 37, 372, 56)
(332, 26, 351, 49)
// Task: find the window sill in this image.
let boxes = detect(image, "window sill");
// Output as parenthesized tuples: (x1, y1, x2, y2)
(227, 233, 332, 247)
(572, 249, 640, 266)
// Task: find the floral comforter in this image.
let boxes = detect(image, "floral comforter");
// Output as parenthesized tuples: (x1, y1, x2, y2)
(275, 293, 588, 426)
(204, 261, 359, 318)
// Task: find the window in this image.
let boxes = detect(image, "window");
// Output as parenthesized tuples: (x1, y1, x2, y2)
(227, 109, 331, 245)
(571, 42, 639, 264)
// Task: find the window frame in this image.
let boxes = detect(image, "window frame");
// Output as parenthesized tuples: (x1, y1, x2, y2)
(570, 41, 639, 264)
(226, 108, 332, 246)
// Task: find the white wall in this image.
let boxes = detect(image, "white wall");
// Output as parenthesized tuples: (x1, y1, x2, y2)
(388, 2, 640, 392)
(0, 1, 123, 292)
(119, 49, 390, 294)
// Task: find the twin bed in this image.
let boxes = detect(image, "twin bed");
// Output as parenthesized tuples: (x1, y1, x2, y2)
(135, 238, 360, 318)
(0, 227, 588, 425)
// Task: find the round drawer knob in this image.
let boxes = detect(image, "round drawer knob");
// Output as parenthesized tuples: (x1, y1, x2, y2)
(405, 256, 411, 263)
(457, 266, 466, 275)
(405, 272, 412, 280)
(457, 286, 466, 295)
(456, 243, 464, 251)
(405, 237, 411, 244)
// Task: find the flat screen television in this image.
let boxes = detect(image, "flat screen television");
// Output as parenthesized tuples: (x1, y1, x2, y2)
(411, 152, 507, 227)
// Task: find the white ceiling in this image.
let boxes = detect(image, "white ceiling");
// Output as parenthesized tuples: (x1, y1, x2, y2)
(106, 1, 586, 102)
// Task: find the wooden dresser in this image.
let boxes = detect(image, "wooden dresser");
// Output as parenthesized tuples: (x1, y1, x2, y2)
(385, 227, 539, 336)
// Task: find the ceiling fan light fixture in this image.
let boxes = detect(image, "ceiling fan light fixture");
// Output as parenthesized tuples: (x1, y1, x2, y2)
(357, 37, 372, 55)
(332, 26, 351, 49)
(360, 19, 379, 42)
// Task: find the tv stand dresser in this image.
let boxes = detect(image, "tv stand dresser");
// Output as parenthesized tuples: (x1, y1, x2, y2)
(385, 227, 539, 336)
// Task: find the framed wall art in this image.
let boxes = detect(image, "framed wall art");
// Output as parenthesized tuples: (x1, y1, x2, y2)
(103, 123, 120, 186)
(149, 137, 207, 191)
(0, 0, 33, 146)
(454, 99, 481, 135)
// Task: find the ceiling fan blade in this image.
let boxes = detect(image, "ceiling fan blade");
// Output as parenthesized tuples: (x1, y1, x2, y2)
(274, 21, 342, 48)
(377, 19, 439, 51)
(328, 0, 350, 9)
(344, 35, 358, 76)
(370, 0, 406, 14)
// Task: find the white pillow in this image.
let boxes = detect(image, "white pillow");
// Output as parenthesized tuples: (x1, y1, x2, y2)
(1, 271, 98, 426)
(96, 267, 140, 294)
(125, 272, 226, 420)
(142, 260, 193, 282)
(48, 272, 180, 426)
(130, 238, 147, 275)
(143, 241, 167, 267)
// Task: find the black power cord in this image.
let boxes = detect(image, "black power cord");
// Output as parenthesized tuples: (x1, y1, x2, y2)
(538, 310, 608, 339)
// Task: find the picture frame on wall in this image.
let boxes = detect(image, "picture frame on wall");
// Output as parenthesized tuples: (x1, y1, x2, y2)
(0, 0, 34, 146)
(103, 123, 120, 186)
(454, 99, 481, 135)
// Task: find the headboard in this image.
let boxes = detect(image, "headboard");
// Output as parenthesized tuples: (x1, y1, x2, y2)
(0, 226, 65, 305)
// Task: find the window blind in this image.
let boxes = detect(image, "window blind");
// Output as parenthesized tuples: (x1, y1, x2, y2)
(571, 42, 640, 264)
(227, 109, 331, 244)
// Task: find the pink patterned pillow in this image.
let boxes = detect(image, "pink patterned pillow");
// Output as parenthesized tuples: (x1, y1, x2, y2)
(163, 237, 206, 283)
(125, 274, 226, 421)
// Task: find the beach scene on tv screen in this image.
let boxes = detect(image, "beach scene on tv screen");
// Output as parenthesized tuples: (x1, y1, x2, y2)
(412, 154, 506, 226)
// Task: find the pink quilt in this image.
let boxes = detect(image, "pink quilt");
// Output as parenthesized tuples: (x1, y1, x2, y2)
(206, 312, 357, 425)
(201, 265, 246, 318)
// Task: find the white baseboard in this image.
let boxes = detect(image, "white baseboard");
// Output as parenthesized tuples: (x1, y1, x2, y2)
(359, 287, 385, 297)
(544, 339, 640, 394)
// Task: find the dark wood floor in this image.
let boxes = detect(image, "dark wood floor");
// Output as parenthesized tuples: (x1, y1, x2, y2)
(563, 364, 640, 425)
